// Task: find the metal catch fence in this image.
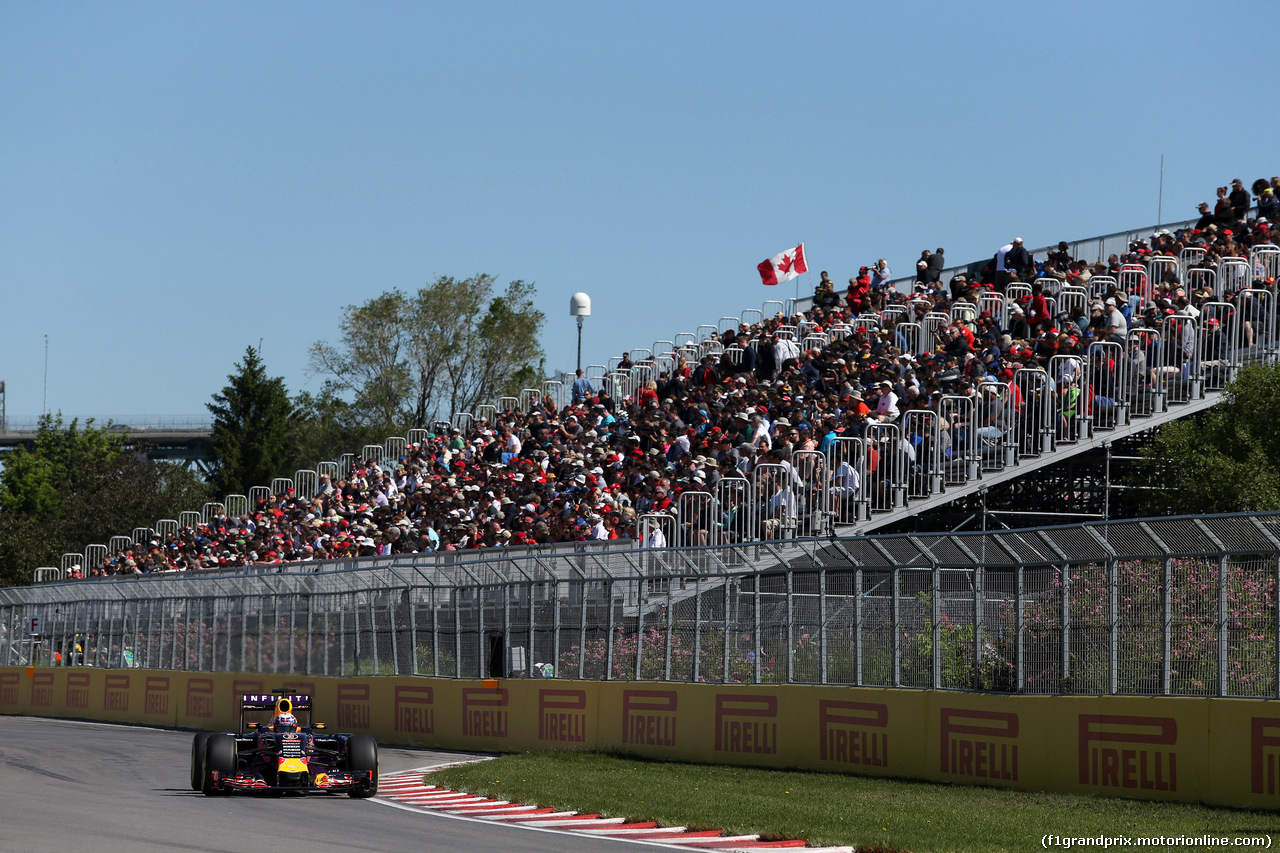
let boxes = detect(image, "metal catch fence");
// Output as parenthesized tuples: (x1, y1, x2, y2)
(6, 513, 1280, 698)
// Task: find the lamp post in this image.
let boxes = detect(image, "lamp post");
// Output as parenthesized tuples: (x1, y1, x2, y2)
(570, 292, 591, 374)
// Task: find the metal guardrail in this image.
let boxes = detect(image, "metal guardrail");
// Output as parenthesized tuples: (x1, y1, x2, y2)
(6, 512, 1280, 698)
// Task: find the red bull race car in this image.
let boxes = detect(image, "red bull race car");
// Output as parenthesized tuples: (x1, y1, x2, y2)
(190, 692, 378, 797)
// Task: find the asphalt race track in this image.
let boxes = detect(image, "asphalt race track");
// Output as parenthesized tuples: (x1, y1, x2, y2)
(0, 716, 671, 853)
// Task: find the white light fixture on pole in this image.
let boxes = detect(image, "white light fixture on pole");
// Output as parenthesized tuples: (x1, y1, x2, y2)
(569, 292, 591, 374)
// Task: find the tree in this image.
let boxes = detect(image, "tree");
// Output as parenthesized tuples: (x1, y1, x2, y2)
(308, 275, 545, 430)
(288, 388, 388, 474)
(0, 416, 210, 586)
(1140, 364, 1280, 515)
(206, 346, 301, 497)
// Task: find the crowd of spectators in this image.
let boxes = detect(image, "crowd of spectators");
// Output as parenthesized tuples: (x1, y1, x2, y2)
(84, 176, 1280, 577)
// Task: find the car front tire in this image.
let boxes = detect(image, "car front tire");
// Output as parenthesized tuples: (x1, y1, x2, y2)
(202, 734, 236, 797)
(346, 735, 378, 799)
(190, 732, 210, 791)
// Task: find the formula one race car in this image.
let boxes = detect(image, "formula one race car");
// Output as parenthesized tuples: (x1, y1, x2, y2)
(190, 692, 378, 797)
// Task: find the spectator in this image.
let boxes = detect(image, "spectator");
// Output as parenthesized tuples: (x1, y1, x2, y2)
(1230, 178, 1251, 220)
(571, 369, 592, 404)
(926, 248, 945, 284)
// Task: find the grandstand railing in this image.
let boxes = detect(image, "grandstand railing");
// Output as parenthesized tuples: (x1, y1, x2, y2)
(797, 215, 1207, 314)
(7, 512, 1280, 698)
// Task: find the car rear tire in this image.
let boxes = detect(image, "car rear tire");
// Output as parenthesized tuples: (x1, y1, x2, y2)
(202, 734, 236, 797)
(346, 735, 378, 798)
(190, 732, 210, 791)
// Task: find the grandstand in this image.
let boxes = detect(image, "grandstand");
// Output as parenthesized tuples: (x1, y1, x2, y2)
(33, 176, 1280, 582)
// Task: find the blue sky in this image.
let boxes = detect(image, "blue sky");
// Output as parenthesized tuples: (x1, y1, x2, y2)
(2, 1, 1276, 424)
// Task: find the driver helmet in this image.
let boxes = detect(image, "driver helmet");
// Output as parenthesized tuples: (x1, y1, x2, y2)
(273, 712, 298, 732)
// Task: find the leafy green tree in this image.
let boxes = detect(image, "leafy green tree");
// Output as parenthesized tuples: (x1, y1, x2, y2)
(206, 346, 301, 496)
(0, 416, 209, 586)
(1140, 364, 1280, 514)
(308, 274, 545, 429)
(288, 388, 387, 472)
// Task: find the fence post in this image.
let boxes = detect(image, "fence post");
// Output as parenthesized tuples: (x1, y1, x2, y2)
(409, 586, 419, 677)
(891, 567, 901, 688)
(476, 589, 485, 680)
(1218, 554, 1229, 696)
(1108, 558, 1118, 695)
(855, 567, 864, 686)
(973, 562, 985, 691)
(1162, 558, 1172, 695)
(785, 569, 795, 684)
(1060, 564, 1070, 691)
(634, 574, 645, 681)
(664, 579, 673, 682)
(696, 573, 706, 681)
(551, 580, 561, 680)
(275, 595, 284, 675)
(305, 596, 314, 676)
(189, 598, 200, 671)
(288, 593, 297, 675)
(605, 579, 616, 680)
(169, 601, 179, 671)
(430, 586, 439, 677)
(352, 598, 361, 676)
(130, 599, 141, 671)
(818, 569, 828, 685)
(577, 580, 587, 680)
(722, 580, 731, 684)
(453, 590, 462, 678)
(1015, 564, 1025, 691)
(931, 563, 941, 690)
(753, 575, 762, 685)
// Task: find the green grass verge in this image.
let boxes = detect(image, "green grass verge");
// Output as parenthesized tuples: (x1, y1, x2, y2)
(427, 751, 1280, 853)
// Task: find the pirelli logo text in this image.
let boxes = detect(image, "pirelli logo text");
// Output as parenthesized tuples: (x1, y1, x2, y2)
(32, 671, 55, 708)
(338, 683, 371, 730)
(0, 672, 19, 706)
(940, 708, 1018, 781)
(144, 677, 170, 716)
(1252, 717, 1280, 796)
(621, 689, 677, 747)
(65, 672, 91, 710)
(104, 674, 130, 712)
(819, 700, 888, 768)
(1079, 715, 1177, 792)
(714, 694, 777, 756)
(462, 688, 509, 738)
(186, 678, 214, 719)
(538, 689, 587, 743)
(394, 685, 434, 734)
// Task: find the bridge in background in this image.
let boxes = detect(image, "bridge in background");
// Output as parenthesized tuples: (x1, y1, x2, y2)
(0, 415, 215, 469)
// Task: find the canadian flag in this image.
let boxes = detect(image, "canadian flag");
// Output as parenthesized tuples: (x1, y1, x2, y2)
(757, 243, 808, 286)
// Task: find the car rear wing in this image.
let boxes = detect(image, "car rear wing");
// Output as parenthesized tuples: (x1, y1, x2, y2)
(239, 692, 314, 733)
(240, 693, 312, 712)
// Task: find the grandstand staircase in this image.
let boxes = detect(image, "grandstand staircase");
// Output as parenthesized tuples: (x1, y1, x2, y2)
(847, 386, 1221, 535)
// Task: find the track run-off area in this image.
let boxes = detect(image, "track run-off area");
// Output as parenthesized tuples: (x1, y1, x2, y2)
(0, 716, 852, 853)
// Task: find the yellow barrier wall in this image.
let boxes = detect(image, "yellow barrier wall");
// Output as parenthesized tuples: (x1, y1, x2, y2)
(3, 666, 1275, 809)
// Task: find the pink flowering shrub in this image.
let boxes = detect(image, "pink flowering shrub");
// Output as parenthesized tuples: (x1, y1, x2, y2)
(1003, 558, 1276, 695)
(560, 625, 769, 682)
